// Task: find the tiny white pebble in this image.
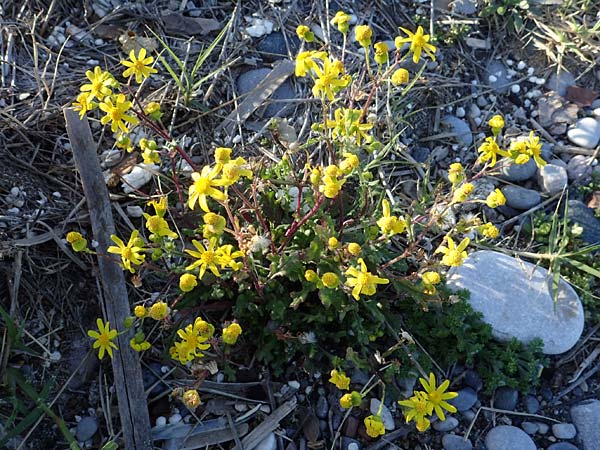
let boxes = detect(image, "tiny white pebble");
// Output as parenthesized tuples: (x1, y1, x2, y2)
(10, 186, 20, 196)
(287, 380, 300, 390)
(52, 191, 61, 198)
(454, 157, 462, 162)
(531, 111, 538, 117)
(517, 61, 527, 70)
(160, 366, 169, 374)
(511, 84, 521, 94)
(232, 134, 242, 144)
(535, 78, 545, 85)
(87, 59, 100, 66)
(524, 99, 531, 107)
(7, 207, 20, 215)
(49, 351, 61, 361)
(506, 59, 514, 66)
(474, 117, 482, 126)
(471, 79, 478, 85)
(63, 142, 72, 150)
(75, 415, 82, 422)
(94, 38, 104, 46)
(348, 444, 359, 450)
(456, 107, 466, 118)
(488, 75, 498, 83)
(507, 69, 517, 77)
(260, 405, 271, 413)
(530, 89, 542, 98)
(305, 386, 313, 395)
(489, 95, 497, 102)
(169, 414, 182, 424)
(451, 144, 459, 151)
(156, 417, 167, 427)
(527, 67, 535, 76)
(126, 205, 144, 218)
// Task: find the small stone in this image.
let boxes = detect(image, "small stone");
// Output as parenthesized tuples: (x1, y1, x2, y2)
(461, 409, 476, 423)
(342, 437, 361, 450)
(433, 416, 459, 431)
(254, 432, 277, 450)
(369, 398, 395, 430)
(155, 416, 167, 427)
(525, 395, 540, 414)
(547, 71, 576, 96)
(494, 387, 518, 411)
(350, 369, 370, 385)
(501, 186, 541, 210)
(567, 155, 593, 185)
(485, 425, 536, 450)
(456, 107, 466, 118)
(76, 416, 98, 441)
(567, 117, 600, 149)
(500, 158, 537, 182)
(521, 421, 539, 434)
(567, 200, 600, 247)
(442, 116, 473, 146)
(546, 443, 581, 450)
(448, 387, 478, 412)
(463, 370, 483, 391)
(442, 434, 473, 450)
(538, 164, 568, 194)
(511, 84, 521, 94)
(469, 104, 481, 119)
(453, 0, 478, 14)
(411, 147, 431, 163)
(316, 396, 328, 419)
(552, 423, 577, 440)
(169, 414, 182, 424)
(537, 422, 549, 434)
(256, 31, 299, 61)
(126, 205, 144, 218)
(287, 380, 300, 390)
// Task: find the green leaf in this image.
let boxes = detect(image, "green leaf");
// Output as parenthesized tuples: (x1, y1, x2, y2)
(100, 441, 119, 450)
(564, 258, 600, 279)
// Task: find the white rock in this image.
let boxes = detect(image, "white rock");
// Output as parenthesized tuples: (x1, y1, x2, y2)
(287, 380, 300, 390)
(567, 117, 600, 149)
(126, 205, 144, 218)
(517, 61, 527, 70)
(456, 107, 466, 118)
(253, 432, 276, 450)
(155, 416, 166, 427)
(369, 398, 395, 430)
(121, 164, 157, 193)
(511, 84, 521, 94)
(168, 414, 182, 424)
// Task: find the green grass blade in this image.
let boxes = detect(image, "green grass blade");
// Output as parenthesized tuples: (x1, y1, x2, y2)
(189, 12, 234, 81)
(564, 257, 600, 279)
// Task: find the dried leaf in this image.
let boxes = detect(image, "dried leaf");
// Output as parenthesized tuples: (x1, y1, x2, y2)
(119, 31, 158, 54)
(162, 13, 221, 36)
(565, 85, 598, 107)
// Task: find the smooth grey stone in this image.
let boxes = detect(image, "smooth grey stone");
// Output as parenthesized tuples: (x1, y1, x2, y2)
(547, 71, 576, 96)
(485, 425, 536, 450)
(464, 370, 483, 391)
(453, 0, 478, 14)
(254, 432, 277, 450)
(567, 117, 600, 149)
(256, 32, 299, 61)
(370, 398, 395, 430)
(537, 422, 549, 434)
(525, 395, 540, 414)
(494, 387, 518, 411)
(567, 155, 593, 185)
(236, 69, 296, 118)
(485, 61, 510, 94)
(350, 369, 369, 385)
(496, 204, 519, 218)
(411, 147, 431, 163)
(547, 443, 581, 450)
(461, 409, 476, 422)
(500, 158, 537, 182)
(538, 164, 568, 194)
(396, 376, 417, 398)
(433, 416, 459, 432)
(76, 416, 98, 441)
(449, 387, 478, 412)
(567, 200, 600, 246)
(502, 186, 541, 210)
(521, 421, 539, 434)
(552, 423, 577, 440)
(316, 396, 329, 419)
(341, 437, 362, 450)
(442, 116, 473, 146)
(447, 251, 584, 354)
(442, 434, 473, 450)
(569, 398, 600, 450)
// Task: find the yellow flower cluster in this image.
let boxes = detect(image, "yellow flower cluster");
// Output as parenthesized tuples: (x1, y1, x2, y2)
(326, 108, 373, 146)
(170, 317, 214, 364)
(185, 238, 244, 280)
(345, 258, 389, 300)
(295, 51, 350, 100)
(329, 369, 350, 390)
(339, 390, 363, 409)
(107, 230, 147, 273)
(66, 231, 88, 252)
(304, 269, 340, 289)
(421, 271, 441, 295)
(222, 322, 242, 345)
(435, 236, 470, 267)
(377, 199, 406, 237)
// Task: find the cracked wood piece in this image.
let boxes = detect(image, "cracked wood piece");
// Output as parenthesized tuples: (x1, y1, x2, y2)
(64, 108, 152, 450)
(219, 60, 295, 135)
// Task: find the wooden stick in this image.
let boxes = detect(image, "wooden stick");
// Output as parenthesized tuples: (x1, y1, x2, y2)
(64, 108, 152, 450)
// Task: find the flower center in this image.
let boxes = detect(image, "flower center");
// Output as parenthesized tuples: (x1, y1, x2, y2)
(195, 177, 211, 194)
(201, 251, 216, 265)
(121, 247, 133, 260)
(445, 250, 462, 266)
(357, 273, 369, 286)
(98, 334, 109, 346)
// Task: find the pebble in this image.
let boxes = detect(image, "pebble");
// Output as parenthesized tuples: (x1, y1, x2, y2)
(460, 409, 476, 423)
(525, 395, 540, 414)
(341, 437, 361, 450)
(442, 434, 473, 450)
(433, 416, 459, 431)
(411, 147, 431, 163)
(469, 104, 481, 119)
(501, 186, 541, 210)
(76, 416, 98, 441)
(537, 422, 550, 434)
(494, 387, 518, 411)
(567, 117, 600, 149)
(463, 370, 483, 391)
(287, 380, 300, 390)
(453, 0, 478, 14)
(567, 200, 600, 247)
(538, 163, 568, 194)
(485, 61, 510, 94)
(447, 251, 584, 354)
(155, 416, 167, 427)
(499, 158, 537, 182)
(521, 421, 539, 434)
(126, 205, 144, 218)
(547, 71, 575, 96)
(256, 31, 299, 61)
(369, 399, 395, 430)
(254, 432, 277, 450)
(121, 164, 157, 194)
(485, 425, 536, 450)
(448, 387, 478, 412)
(456, 106, 466, 118)
(552, 423, 577, 440)
(316, 396, 328, 419)
(546, 443, 581, 450)
(442, 116, 473, 146)
(570, 400, 600, 450)
(567, 155, 593, 185)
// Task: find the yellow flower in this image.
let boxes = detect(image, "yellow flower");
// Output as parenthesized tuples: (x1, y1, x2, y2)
(66, 231, 88, 252)
(99, 94, 139, 133)
(345, 258, 389, 300)
(329, 369, 350, 390)
(395, 26, 437, 64)
(418, 373, 458, 421)
(130, 332, 151, 352)
(489, 114, 504, 135)
(480, 223, 499, 239)
(171, 318, 212, 363)
(377, 199, 406, 236)
(525, 131, 546, 168)
(121, 48, 158, 83)
(374, 42, 389, 65)
(214, 147, 232, 165)
(107, 230, 146, 273)
(73, 92, 96, 119)
(477, 137, 508, 167)
(149, 301, 169, 320)
(188, 165, 227, 212)
(295, 51, 319, 77)
(339, 153, 360, 173)
(148, 196, 168, 217)
(202, 212, 227, 239)
(364, 415, 386, 438)
(452, 182, 474, 203)
(182, 390, 201, 409)
(321, 272, 340, 289)
(185, 239, 224, 279)
(87, 318, 118, 360)
(223, 322, 242, 345)
(80, 66, 113, 101)
(144, 214, 177, 239)
(447, 162, 464, 186)
(312, 58, 350, 101)
(331, 11, 351, 34)
(144, 101, 163, 120)
(485, 188, 506, 208)
(217, 245, 244, 271)
(326, 108, 373, 146)
(398, 391, 434, 432)
(340, 391, 363, 409)
(328, 236, 340, 250)
(355, 25, 372, 47)
(134, 305, 147, 318)
(296, 25, 314, 42)
(115, 133, 134, 152)
(347, 242, 361, 256)
(219, 157, 253, 187)
(305, 269, 319, 282)
(319, 167, 346, 198)
(422, 271, 441, 285)
(435, 236, 470, 267)
(179, 273, 198, 292)
(140, 138, 161, 165)
(391, 68, 409, 85)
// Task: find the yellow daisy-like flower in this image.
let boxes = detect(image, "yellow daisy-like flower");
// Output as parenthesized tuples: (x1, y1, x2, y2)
(73, 92, 96, 119)
(364, 414, 386, 438)
(478, 137, 506, 167)
(179, 273, 198, 292)
(80, 66, 113, 101)
(331, 11, 351, 34)
(311, 55, 350, 101)
(305, 269, 319, 283)
(295, 51, 319, 77)
(107, 229, 146, 273)
(526, 131, 546, 168)
(391, 68, 409, 85)
(435, 236, 470, 267)
(134, 305, 147, 318)
(140, 138, 161, 165)
(377, 199, 406, 236)
(345, 258, 389, 301)
(418, 373, 458, 421)
(218, 245, 244, 271)
(99, 94, 139, 133)
(148, 196, 168, 217)
(422, 271, 441, 295)
(355, 25, 372, 48)
(222, 322, 242, 345)
(143, 214, 177, 239)
(172, 320, 212, 363)
(326, 108, 373, 146)
(398, 391, 434, 432)
(329, 369, 350, 390)
(218, 157, 253, 187)
(202, 212, 227, 239)
(447, 162, 464, 186)
(188, 165, 227, 212)
(319, 168, 346, 198)
(121, 48, 158, 83)
(148, 301, 169, 320)
(480, 222, 499, 239)
(485, 188, 506, 208)
(87, 318, 118, 360)
(144, 101, 162, 120)
(185, 239, 224, 279)
(395, 26, 437, 64)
